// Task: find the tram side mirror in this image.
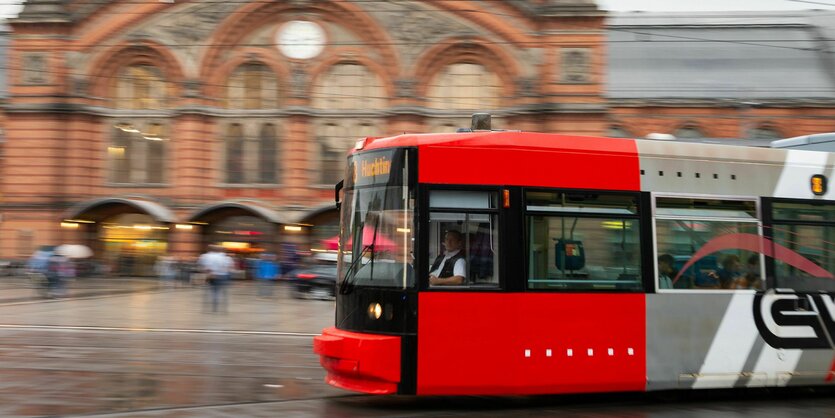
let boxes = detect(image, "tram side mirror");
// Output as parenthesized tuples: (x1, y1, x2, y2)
(335, 179, 344, 211)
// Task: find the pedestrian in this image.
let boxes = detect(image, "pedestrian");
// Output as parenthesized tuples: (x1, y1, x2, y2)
(154, 255, 177, 287)
(27, 246, 53, 297)
(46, 252, 70, 298)
(197, 245, 233, 313)
(255, 253, 281, 298)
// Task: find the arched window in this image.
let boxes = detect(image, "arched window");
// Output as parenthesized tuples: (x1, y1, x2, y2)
(226, 124, 245, 184)
(311, 63, 385, 184)
(110, 127, 131, 183)
(312, 63, 386, 110)
(427, 63, 501, 110)
(607, 126, 632, 138)
(750, 126, 782, 140)
(107, 63, 171, 184)
(318, 123, 344, 185)
(108, 121, 168, 184)
(145, 123, 166, 184)
(674, 126, 705, 140)
(227, 63, 279, 109)
(259, 124, 278, 183)
(114, 65, 167, 110)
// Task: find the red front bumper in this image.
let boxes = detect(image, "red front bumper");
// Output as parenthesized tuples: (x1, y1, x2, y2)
(313, 327, 402, 394)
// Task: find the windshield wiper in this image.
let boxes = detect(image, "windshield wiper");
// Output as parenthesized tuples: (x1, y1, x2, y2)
(338, 244, 374, 295)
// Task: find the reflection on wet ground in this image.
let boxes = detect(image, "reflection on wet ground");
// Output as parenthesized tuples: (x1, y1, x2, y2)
(0, 330, 341, 417)
(0, 281, 339, 417)
(1, 280, 835, 417)
(76, 386, 835, 417)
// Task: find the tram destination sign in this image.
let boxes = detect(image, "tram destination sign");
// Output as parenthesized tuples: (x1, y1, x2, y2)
(348, 149, 405, 188)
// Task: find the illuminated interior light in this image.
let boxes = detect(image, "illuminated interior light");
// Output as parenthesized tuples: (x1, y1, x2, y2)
(133, 225, 153, 230)
(396, 228, 411, 233)
(175, 224, 194, 230)
(107, 146, 125, 157)
(221, 242, 250, 250)
(65, 219, 95, 224)
(284, 225, 302, 232)
(600, 220, 632, 230)
(60, 222, 79, 229)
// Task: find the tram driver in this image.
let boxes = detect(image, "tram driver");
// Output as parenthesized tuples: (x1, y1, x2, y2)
(428, 230, 467, 286)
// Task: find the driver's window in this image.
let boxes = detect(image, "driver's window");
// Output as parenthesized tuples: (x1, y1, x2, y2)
(427, 190, 499, 288)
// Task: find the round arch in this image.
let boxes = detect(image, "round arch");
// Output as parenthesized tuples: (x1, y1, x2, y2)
(413, 38, 519, 100)
(199, 1, 400, 87)
(298, 204, 340, 252)
(672, 121, 709, 139)
(62, 197, 176, 276)
(88, 40, 185, 100)
(64, 197, 177, 224)
(187, 200, 284, 225)
(307, 51, 397, 101)
(204, 48, 292, 101)
(188, 200, 284, 258)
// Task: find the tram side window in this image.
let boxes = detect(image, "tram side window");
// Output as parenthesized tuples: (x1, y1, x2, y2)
(772, 202, 835, 292)
(526, 191, 642, 291)
(654, 197, 762, 290)
(428, 190, 499, 288)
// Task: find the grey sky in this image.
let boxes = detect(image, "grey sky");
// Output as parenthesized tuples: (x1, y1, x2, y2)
(598, 0, 835, 11)
(1, 0, 834, 20)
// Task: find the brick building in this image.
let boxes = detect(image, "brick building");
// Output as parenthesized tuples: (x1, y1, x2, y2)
(0, 1, 833, 273)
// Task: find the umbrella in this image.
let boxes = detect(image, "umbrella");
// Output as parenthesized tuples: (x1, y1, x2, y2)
(54, 244, 93, 259)
(322, 229, 397, 252)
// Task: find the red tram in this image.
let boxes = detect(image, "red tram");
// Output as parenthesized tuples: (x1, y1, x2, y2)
(313, 124, 835, 395)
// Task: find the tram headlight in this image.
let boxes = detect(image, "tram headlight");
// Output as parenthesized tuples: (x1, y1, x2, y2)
(368, 302, 382, 320)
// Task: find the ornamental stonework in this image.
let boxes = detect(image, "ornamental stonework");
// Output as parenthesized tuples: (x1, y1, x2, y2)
(21, 53, 47, 85)
(560, 48, 591, 84)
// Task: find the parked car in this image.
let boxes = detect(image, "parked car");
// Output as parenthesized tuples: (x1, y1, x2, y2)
(289, 264, 337, 300)
(0, 259, 25, 276)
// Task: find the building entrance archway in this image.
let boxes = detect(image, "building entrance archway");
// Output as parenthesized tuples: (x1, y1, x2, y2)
(62, 197, 176, 277)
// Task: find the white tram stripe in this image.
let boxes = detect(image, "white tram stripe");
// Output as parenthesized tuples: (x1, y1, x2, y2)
(693, 293, 759, 389)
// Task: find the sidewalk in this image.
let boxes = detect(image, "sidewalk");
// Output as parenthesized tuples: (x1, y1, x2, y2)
(0, 276, 167, 304)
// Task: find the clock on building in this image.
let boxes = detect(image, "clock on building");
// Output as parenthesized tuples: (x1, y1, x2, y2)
(276, 20, 326, 60)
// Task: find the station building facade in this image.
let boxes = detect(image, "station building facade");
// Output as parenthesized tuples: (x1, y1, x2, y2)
(0, 1, 833, 273)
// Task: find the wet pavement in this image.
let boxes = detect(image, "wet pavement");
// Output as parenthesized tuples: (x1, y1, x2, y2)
(1, 278, 835, 417)
(0, 276, 162, 304)
(0, 279, 339, 416)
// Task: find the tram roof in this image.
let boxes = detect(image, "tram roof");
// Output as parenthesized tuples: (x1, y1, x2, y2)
(359, 130, 835, 165)
(361, 131, 637, 153)
(360, 130, 783, 154)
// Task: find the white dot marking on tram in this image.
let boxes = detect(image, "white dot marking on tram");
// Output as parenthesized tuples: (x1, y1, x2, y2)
(525, 349, 531, 358)
(608, 348, 614, 356)
(567, 349, 573, 357)
(546, 349, 552, 357)
(587, 348, 594, 356)
(628, 348, 635, 356)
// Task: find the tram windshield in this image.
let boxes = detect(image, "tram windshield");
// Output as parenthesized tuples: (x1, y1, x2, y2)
(338, 148, 414, 291)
